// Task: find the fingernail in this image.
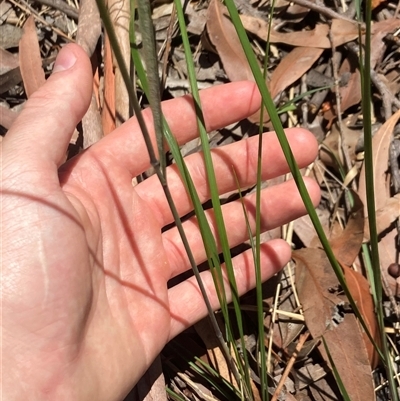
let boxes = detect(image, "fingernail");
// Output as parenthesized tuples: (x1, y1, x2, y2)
(53, 46, 77, 73)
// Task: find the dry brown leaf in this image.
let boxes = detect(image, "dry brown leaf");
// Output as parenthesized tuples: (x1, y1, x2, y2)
(320, 122, 361, 168)
(240, 16, 330, 48)
(0, 24, 23, 49)
(207, 2, 322, 124)
(207, 0, 254, 82)
(328, 193, 381, 367)
(0, 48, 21, 94)
(273, 0, 293, 10)
(358, 109, 400, 297)
(295, 249, 347, 329)
(386, 70, 400, 98)
(330, 191, 364, 267)
(251, 46, 323, 122)
(294, 248, 375, 400)
(341, 264, 381, 368)
(358, 109, 400, 212)
(372, 18, 400, 37)
(371, 19, 400, 68)
(364, 194, 400, 241)
(309, 376, 340, 401)
(372, 0, 386, 9)
(76, 0, 101, 57)
(339, 54, 361, 112)
(273, 0, 311, 18)
(18, 16, 45, 97)
(194, 317, 239, 391)
(322, 315, 374, 399)
(371, 18, 400, 35)
(285, 3, 310, 19)
(240, 17, 358, 49)
(293, 207, 330, 248)
(330, 19, 359, 48)
(269, 47, 323, 99)
(0, 48, 19, 75)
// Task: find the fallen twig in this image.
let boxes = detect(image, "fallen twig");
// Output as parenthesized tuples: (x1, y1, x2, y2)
(32, 0, 79, 20)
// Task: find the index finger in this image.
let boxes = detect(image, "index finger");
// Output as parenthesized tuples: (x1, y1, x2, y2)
(89, 81, 261, 177)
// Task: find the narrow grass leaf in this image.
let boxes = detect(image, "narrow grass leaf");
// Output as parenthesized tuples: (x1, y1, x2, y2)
(175, 0, 254, 397)
(358, 0, 398, 389)
(165, 388, 187, 401)
(131, 4, 251, 396)
(321, 337, 352, 401)
(223, 0, 379, 362)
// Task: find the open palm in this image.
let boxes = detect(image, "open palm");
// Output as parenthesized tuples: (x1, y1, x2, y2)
(2, 45, 320, 401)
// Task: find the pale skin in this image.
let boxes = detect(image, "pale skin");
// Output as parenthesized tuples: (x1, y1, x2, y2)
(1, 44, 320, 400)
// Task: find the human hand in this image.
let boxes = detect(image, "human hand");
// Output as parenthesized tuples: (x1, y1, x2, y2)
(1, 44, 320, 401)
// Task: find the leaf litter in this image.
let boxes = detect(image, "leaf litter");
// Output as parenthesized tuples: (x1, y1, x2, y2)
(1, 0, 400, 400)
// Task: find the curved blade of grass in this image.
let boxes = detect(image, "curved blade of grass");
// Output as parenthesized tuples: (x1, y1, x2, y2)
(165, 388, 186, 401)
(251, 5, 277, 399)
(174, 0, 254, 398)
(101, 0, 244, 392)
(129, 6, 251, 395)
(277, 85, 332, 115)
(190, 358, 242, 399)
(222, 0, 383, 363)
(166, 341, 242, 400)
(357, 0, 397, 397)
(359, 0, 381, 323)
(322, 337, 352, 401)
(233, 170, 268, 400)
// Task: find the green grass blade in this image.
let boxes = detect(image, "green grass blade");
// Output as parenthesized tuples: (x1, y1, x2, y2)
(130, 8, 248, 395)
(255, 5, 277, 398)
(130, 9, 225, 316)
(277, 85, 332, 114)
(165, 387, 187, 401)
(233, 171, 268, 401)
(190, 358, 242, 399)
(322, 337, 352, 401)
(357, 0, 398, 397)
(222, 0, 384, 365)
(360, 0, 381, 324)
(174, 0, 254, 397)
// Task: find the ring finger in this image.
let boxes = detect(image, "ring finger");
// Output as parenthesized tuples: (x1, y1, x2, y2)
(163, 176, 320, 279)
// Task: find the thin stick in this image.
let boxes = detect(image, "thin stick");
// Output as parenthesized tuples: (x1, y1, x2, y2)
(136, 0, 166, 175)
(289, 0, 360, 24)
(270, 332, 310, 401)
(266, 283, 281, 374)
(7, 0, 73, 41)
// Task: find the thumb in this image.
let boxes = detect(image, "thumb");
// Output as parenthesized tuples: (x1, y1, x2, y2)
(3, 44, 93, 177)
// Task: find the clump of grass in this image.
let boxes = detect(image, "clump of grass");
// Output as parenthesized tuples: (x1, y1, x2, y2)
(95, 0, 398, 399)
